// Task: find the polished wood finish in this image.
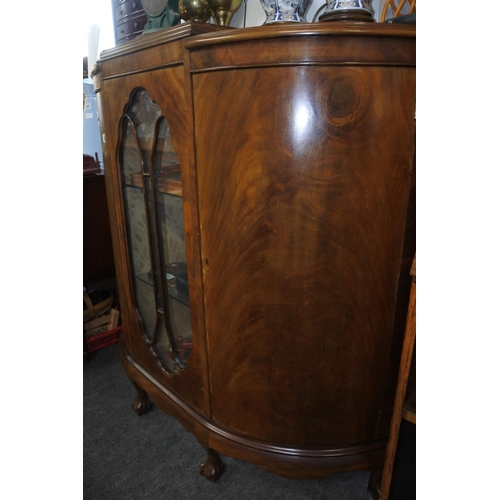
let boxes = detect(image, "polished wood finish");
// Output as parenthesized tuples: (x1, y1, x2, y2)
(194, 62, 415, 450)
(131, 381, 152, 416)
(186, 23, 415, 69)
(95, 22, 225, 423)
(379, 256, 416, 500)
(200, 448, 224, 482)
(95, 21, 415, 486)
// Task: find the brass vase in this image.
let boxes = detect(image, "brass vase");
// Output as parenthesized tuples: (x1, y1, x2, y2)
(205, 0, 243, 26)
(178, 0, 212, 22)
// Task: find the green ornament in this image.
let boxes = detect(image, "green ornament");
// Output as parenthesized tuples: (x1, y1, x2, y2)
(141, 0, 181, 33)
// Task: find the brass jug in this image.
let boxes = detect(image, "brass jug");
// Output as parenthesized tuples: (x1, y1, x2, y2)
(205, 0, 243, 26)
(178, 0, 212, 22)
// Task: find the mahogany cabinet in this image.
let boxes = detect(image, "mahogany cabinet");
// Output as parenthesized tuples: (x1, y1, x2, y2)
(93, 20, 416, 487)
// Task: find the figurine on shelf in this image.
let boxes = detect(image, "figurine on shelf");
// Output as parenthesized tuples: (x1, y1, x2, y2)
(141, 0, 181, 33)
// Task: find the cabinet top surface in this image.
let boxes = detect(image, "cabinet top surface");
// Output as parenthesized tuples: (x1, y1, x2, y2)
(99, 21, 226, 60)
(99, 20, 415, 61)
(185, 21, 415, 49)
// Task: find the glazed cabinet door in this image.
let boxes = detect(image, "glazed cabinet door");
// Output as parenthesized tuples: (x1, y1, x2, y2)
(96, 65, 209, 416)
(120, 88, 192, 373)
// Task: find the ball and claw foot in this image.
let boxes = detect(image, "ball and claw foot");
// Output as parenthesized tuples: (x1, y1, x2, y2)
(131, 382, 152, 416)
(200, 448, 224, 482)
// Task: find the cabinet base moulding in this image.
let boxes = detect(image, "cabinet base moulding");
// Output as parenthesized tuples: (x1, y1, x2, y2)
(119, 341, 387, 481)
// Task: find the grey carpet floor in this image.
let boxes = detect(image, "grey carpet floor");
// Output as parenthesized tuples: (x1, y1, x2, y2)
(84, 344, 375, 500)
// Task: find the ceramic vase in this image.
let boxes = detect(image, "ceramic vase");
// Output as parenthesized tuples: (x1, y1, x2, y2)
(259, 0, 313, 24)
(319, 0, 375, 22)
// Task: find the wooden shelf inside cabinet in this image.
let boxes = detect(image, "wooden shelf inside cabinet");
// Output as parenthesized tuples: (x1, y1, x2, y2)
(128, 168, 183, 197)
(136, 272, 190, 307)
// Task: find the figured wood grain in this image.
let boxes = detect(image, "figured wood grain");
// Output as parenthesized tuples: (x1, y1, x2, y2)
(100, 22, 226, 78)
(184, 22, 415, 50)
(194, 63, 416, 448)
(189, 35, 415, 73)
(186, 23, 415, 72)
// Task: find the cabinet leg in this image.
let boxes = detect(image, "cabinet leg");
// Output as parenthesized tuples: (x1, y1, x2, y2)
(131, 382, 152, 416)
(368, 467, 382, 500)
(200, 448, 224, 482)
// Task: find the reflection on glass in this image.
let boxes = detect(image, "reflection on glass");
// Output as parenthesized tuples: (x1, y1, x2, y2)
(119, 89, 192, 373)
(123, 186, 157, 340)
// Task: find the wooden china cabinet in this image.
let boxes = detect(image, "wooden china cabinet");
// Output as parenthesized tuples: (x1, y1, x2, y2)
(93, 20, 416, 490)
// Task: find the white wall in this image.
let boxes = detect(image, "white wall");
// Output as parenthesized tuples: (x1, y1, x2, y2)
(81, 0, 115, 55)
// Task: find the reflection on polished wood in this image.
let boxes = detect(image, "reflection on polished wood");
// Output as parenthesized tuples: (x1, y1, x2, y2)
(195, 62, 415, 449)
(200, 448, 224, 482)
(131, 381, 152, 416)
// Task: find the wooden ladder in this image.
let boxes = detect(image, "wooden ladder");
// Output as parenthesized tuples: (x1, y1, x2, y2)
(379, 255, 416, 500)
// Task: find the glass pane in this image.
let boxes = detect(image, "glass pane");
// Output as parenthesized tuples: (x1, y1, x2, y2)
(155, 193, 192, 366)
(119, 88, 191, 373)
(153, 118, 192, 368)
(123, 185, 157, 340)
